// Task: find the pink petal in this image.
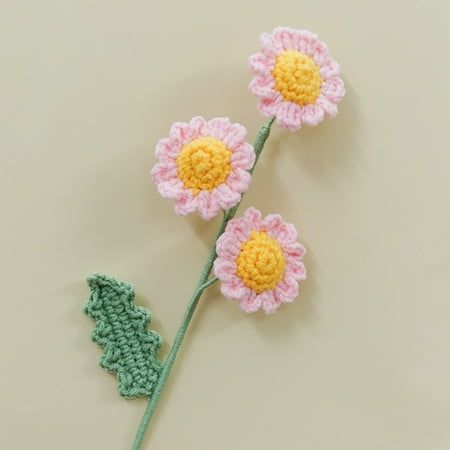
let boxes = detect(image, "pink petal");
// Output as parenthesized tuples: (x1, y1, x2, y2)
(214, 258, 237, 282)
(320, 57, 341, 80)
(173, 189, 198, 215)
(169, 121, 191, 145)
(239, 290, 262, 313)
(213, 184, 242, 210)
(248, 52, 275, 76)
(249, 75, 276, 98)
(275, 102, 303, 131)
(155, 137, 180, 162)
(321, 77, 345, 104)
(274, 276, 299, 304)
(205, 117, 231, 141)
(258, 95, 283, 118)
(243, 207, 262, 228)
(267, 221, 298, 246)
(187, 116, 207, 141)
(231, 143, 255, 170)
(316, 95, 338, 117)
(215, 232, 242, 260)
(286, 256, 307, 281)
(260, 32, 282, 57)
(151, 160, 177, 183)
(224, 217, 253, 242)
(222, 123, 248, 150)
(283, 241, 306, 258)
(220, 278, 248, 300)
(260, 290, 280, 314)
(196, 190, 221, 220)
(156, 178, 184, 199)
(301, 104, 325, 127)
(227, 168, 251, 193)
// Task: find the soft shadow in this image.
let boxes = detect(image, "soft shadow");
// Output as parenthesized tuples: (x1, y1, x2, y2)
(283, 81, 363, 181)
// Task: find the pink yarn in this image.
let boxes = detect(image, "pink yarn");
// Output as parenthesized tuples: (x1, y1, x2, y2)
(249, 27, 345, 131)
(151, 117, 255, 220)
(214, 207, 306, 314)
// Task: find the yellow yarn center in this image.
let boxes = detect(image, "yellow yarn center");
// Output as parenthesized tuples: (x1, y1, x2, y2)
(236, 231, 286, 294)
(272, 50, 323, 105)
(176, 137, 232, 195)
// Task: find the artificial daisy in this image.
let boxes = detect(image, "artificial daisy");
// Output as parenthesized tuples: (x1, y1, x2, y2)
(151, 116, 255, 220)
(214, 207, 306, 314)
(249, 26, 345, 131)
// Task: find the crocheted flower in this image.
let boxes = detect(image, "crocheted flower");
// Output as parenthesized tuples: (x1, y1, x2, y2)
(249, 27, 345, 131)
(214, 207, 306, 314)
(151, 117, 255, 220)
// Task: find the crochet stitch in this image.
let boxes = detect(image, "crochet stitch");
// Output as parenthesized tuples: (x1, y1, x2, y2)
(82, 25, 345, 450)
(249, 26, 345, 131)
(85, 274, 164, 398)
(214, 207, 306, 314)
(151, 116, 255, 220)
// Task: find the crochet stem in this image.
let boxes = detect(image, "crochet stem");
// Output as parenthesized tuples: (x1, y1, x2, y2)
(131, 116, 275, 450)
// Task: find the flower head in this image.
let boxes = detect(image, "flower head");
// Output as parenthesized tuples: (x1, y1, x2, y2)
(249, 27, 345, 131)
(214, 207, 306, 314)
(151, 117, 255, 220)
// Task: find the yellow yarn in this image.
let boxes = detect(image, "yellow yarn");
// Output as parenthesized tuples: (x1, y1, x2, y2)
(236, 231, 285, 294)
(272, 50, 323, 105)
(176, 137, 232, 195)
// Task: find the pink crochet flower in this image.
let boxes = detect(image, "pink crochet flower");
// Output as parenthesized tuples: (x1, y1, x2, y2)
(214, 207, 306, 314)
(249, 27, 345, 131)
(151, 117, 255, 220)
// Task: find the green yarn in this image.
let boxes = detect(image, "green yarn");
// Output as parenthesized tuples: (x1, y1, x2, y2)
(85, 273, 164, 399)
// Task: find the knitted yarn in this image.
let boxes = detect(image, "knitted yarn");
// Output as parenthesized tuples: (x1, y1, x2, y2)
(214, 207, 306, 314)
(151, 116, 255, 220)
(85, 274, 163, 399)
(249, 26, 345, 131)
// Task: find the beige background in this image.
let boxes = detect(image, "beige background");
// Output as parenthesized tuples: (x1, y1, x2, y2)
(1, 1, 449, 449)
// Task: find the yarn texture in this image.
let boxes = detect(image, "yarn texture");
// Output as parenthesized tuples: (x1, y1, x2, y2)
(151, 116, 255, 220)
(214, 207, 306, 314)
(85, 274, 164, 398)
(249, 26, 345, 131)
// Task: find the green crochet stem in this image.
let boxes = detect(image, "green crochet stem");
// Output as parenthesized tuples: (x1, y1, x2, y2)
(131, 116, 275, 450)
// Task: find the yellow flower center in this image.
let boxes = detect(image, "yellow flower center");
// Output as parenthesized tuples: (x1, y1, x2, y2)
(272, 49, 323, 105)
(176, 137, 232, 195)
(236, 231, 286, 294)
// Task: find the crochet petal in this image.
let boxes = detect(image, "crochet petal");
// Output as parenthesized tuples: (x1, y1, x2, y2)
(321, 77, 345, 104)
(240, 290, 262, 313)
(275, 102, 303, 131)
(320, 57, 341, 80)
(213, 184, 242, 210)
(231, 143, 255, 170)
(155, 137, 180, 161)
(173, 189, 199, 215)
(227, 168, 251, 193)
(222, 123, 248, 150)
(243, 207, 262, 228)
(214, 258, 237, 282)
(248, 52, 275, 76)
(156, 178, 184, 199)
(260, 290, 280, 314)
(316, 95, 339, 117)
(220, 278, 248, 300)
(249, 75, 276, 98)
(216, 232, 242, 260)
(196, 190, 221, 220)
(301, 104, 325, 126)
(205, 117, 232, 141)
(286, 256, 307, 281)
(151, 160, 177, 184)
(274, 275, 299, 303)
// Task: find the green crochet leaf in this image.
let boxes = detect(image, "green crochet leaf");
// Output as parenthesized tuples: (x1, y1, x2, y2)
(85, 273, 164, 399)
